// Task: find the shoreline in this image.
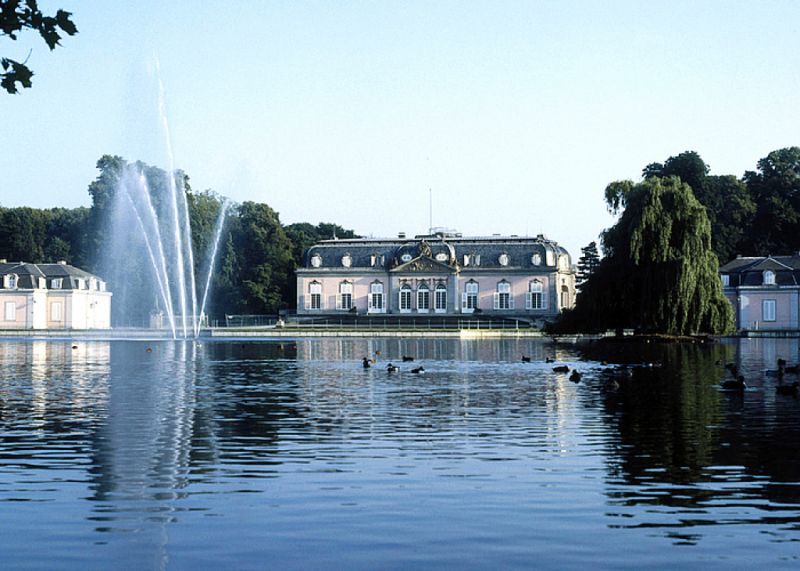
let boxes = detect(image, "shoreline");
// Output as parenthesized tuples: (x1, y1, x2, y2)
(0, 327, 797, 341)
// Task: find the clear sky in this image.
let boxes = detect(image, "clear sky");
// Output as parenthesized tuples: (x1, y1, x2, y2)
(2, 1, 799, 258)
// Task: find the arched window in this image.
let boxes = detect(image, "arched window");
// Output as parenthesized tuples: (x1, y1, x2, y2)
(527, 280, 544, 310)
(369, 281, 384, 312)
(308, 281, 322, 310)
(494, 281, 513, 310)
(435, 283, 447, 312)
(4, 274, 18, 289)
(763, 270, 776, 285)
(399, 283, 412, 312)
(417, 283, 430, 312)
(462, 280, 479, 312)
(338, 281, 353, 310)
(560, 285, 570, 309)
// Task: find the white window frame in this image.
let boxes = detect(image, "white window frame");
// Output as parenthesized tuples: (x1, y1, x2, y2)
(526, 280, 544, 310)
(462, 280, 479, 313)
(51, 278, 63, 289)
(493, 281, 513, 310)
(338, 281, 353, 310)
(4, 274, 18, 289)
(764, 270, 776, 285)
(308, 281, 323, 310)
(369, 281, 384, 313)
(763, 299, 777, 322)
(51, 301, 63, 322)
(399, 284, 412, 313)
(721, 274, 730, 287)
(4, 301, 15, 321)
(417, 284, 430, 313)
(435, 284, 447, 313)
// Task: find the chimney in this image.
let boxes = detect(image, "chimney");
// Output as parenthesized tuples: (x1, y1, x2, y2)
(58, 260, 67, 265)
(398, 232, 406, 239)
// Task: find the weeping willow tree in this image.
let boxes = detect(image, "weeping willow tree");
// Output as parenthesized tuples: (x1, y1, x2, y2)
(567, 176, 733, 335)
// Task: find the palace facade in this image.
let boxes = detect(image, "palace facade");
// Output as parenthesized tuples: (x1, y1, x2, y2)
(296, 232, 576, 322)
(0, 261, 112, 330)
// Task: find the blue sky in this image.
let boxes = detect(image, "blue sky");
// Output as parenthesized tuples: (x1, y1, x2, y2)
(3, 1, 799, 259)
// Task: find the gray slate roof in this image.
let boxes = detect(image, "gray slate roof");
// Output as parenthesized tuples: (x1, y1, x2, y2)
(301, 233, 572, 271)
(0, 261, 105, 290)
(720, 255, 800, 287)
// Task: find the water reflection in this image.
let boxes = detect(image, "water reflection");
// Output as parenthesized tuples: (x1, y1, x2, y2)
(1, 338, 800, 568)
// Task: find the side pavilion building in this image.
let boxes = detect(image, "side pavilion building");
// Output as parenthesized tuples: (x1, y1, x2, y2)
(0, 260, 112, 330)
(296, 231, 576, 322)
(720, 254, 800, 332)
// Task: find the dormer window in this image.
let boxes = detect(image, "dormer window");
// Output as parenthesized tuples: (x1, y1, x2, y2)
(435, 252, 448, 263)
(498, 253, 509, 266)
(763, 270, 776, 285)
(51, 278, 63, 289)
(4, 274, 18, 289)
(721, 274, 730, 287)
(401, 253, 413, 263)
(310, 254, 322, 268)
(531, 253, 542, 266)
(341, 255, 352, 268)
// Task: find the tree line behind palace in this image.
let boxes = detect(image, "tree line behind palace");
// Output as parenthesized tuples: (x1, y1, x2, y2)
(1, 148, 799, 328)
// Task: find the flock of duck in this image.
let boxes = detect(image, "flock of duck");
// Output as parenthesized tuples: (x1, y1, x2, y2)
(721, 358, 800, 396)
(360, 352, 643, 390)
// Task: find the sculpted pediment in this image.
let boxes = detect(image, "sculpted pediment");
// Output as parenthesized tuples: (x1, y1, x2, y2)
(391, 255, 454, 273)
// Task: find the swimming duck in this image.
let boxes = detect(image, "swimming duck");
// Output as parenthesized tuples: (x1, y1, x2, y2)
(721, 375, 746, 391)
(545, 357, 555, 363)
(569, 370, 582, 383)
(552, 365, 570, 373)
(411, 366, 425, 374)
(362, 357, 371, 369)
(71, 345, 78, 350)
(145, 347, 153, 353)
(402, 356, 414, 362)
(386, 363, 399, 373)
(521, 355, 531, 363)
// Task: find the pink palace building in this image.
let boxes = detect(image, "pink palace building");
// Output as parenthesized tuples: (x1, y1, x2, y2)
(296, 230, 576, 323)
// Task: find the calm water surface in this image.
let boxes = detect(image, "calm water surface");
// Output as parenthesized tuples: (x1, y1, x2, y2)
(1, 337, 800, 569)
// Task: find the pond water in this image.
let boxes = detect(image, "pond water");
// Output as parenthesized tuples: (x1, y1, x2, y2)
(1, 337, 799, 569)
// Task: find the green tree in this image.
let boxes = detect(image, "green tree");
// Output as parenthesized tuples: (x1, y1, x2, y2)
(1, 0, 77, 94)
(576, 241, 600, 290)
(743, 147, 800, 256)
(234, 201, 294, 314)
(568, 176, 732, 335)
(643, 151, 754, 263)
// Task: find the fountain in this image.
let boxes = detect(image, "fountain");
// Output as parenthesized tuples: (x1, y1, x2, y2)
(104, 163, 229, 338)
(99, 64, 229, 338)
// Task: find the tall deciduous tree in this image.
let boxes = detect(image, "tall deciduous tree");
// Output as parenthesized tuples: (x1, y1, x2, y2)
(235, 201, 295, 314)
(743, 147, 800, 256)
(569, 176, 732, 335)
(643, 151, 754, 264)
(1, 0, 77, 93)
